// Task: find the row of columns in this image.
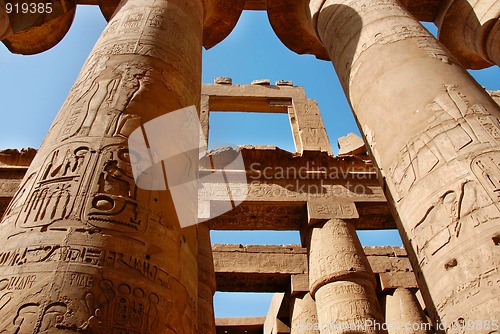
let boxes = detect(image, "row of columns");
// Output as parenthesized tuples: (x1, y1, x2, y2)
(0, 0, 498, 332)
(308, 0, 500, 327)
(290, 288, 430, 334)
(289, 218, 430, 334)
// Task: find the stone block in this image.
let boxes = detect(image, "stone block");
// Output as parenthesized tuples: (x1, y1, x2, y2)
(276, 80, 293, 86)
(379, 272, 419, 291)
(337, 132, 366, 155)
(214, 77, 232, 85)
(251, 79, 271, 85)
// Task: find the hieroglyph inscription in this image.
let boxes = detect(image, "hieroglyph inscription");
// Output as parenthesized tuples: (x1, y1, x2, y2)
(389, 84, 500, 202)
(0, 245, 173, 288)
(8, 145, 94, 228)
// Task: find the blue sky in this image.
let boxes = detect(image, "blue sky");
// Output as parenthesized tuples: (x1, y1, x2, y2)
(1, 6, 499, 318)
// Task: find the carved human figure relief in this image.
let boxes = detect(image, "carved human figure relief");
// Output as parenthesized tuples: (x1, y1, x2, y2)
(472, 151, 500, 209)
(12, 302, 67, 334)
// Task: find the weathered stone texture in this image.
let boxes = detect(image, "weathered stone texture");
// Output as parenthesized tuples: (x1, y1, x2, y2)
(338, 132, 367, 156)
(307, 0, 500, 325)
(215, 317, 265, 334)
(0, 0, 203, 332)
(290, 292, 319, 334)
(384, 288, 431, 334)
(1, 0, 499, 330)
(308, 219, 384, 333)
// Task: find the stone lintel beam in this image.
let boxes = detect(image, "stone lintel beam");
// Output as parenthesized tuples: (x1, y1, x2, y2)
(1, 147, 395, 228)
(488, 90, 500, 106)
(0, 148, 37, 167)
(202, 147, 395, 229)
(213, 244, 416, 292)
(202, 84, 333, 154)
(208, 201, 394, 231)
(215, 317, 265, 334)
(0, 149, 36, 218)
(213, 244, 307, 292)
(202, 83, 304, 112)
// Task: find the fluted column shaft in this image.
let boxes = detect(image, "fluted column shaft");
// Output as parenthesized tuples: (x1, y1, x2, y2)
(0, 0, 203, 332)
(308, 219, 385, 334)
(310, 0, 500, 327)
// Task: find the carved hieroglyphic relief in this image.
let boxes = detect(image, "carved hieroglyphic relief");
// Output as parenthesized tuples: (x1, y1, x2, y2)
(83, 280, 161, 333)
(0, 0, 202, 332)
(416, 38, 456, 64)
(314, 281, 384, 332)
(60, 60, 149, 141)
(308, 201, 359, 221)
(14, 145, 93, 229)
(409, 180, 492, 266)
(389, 84, 500, 201)
(471, 151, 500, 208)
(12, 302, 68, 333)
(84, 145, 148, 233)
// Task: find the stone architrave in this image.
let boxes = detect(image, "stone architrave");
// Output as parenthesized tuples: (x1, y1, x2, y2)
(308, 219, 385, 333)
(384, 288, 431, 334)
(0, 0, 203, 332)
(308, 0, 500, 325)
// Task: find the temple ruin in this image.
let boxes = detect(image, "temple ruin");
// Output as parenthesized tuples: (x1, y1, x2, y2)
(1, 0, 499, 333)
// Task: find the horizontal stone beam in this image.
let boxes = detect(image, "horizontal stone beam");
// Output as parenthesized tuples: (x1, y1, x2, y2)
(1, 146, 396, 229)
(213, 244, 417, 292)
(215, 317, 265, 334)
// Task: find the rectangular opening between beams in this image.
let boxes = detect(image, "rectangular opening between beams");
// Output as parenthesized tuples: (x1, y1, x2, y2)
(210, 230, 301, 245)
(214, 292, 274, 318)
(208, 111, 296, 152)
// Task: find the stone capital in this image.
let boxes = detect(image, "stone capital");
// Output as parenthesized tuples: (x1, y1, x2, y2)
(435, 0, 500, 68)
(1, 0, 76, 54)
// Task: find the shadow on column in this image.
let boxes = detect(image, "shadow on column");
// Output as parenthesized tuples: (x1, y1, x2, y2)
(314, 3, 443, 330)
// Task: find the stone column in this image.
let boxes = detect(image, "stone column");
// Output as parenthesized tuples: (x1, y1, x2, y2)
(435, 0, 500, 68)
(290, 292, 320, 334)
(310, 0, 500, 326)
(384, 288, 431, 334)
(0, 0, 12, 39)
(308, 219, 385, 333)
(197, 223, 216, 334)
(0, 0, 203, 332)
